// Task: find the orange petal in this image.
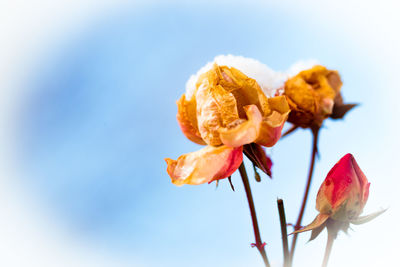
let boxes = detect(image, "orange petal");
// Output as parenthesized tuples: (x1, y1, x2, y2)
(284, 65, 341, 128)
(285, 75, 316, 113)
(326, 70, 342, 93)
(165, 145, 243, 186)
(219, 66, 269, 117)
(218, 105, 262, 147)
(195, 71, 240, 146)
(176, 94, 206, 145)
(268, 95, 290, 114)
(255, 96, 290, 147)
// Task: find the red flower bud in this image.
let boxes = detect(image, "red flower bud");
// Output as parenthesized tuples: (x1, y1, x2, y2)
(316, 153, 370, 221)
(293, 154, 385, 240)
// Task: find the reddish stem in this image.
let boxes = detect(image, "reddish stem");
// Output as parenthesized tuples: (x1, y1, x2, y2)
(289, 127, 320, 264)
(238, 163, 270, 267)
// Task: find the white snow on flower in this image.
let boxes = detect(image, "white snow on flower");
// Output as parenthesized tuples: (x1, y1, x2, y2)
(185, 55, 286, 99)
(185, 55, 319, 99)
(285, 59, 319, 77)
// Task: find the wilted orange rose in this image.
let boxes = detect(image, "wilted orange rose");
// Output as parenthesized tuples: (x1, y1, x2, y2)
(284, 65, 355, 129)
(165, 56, 290, 186)
(294, 153, 385, 239)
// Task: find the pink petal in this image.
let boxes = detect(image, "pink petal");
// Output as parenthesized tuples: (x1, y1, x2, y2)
(165, 145, 243, 186)
(255, 110, 289, 147)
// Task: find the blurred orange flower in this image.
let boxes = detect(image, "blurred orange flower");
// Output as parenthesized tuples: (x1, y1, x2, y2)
(294, 153, 385, 239)
(165, 57, 290, 186)
(284, 65, 343, 128)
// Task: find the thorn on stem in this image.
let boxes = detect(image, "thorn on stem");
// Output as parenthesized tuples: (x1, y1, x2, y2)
(253, 163, 262, 182)
(228, 176, 235, 191)
(286, 223, 298, 230)
(251, 242, 267, 250)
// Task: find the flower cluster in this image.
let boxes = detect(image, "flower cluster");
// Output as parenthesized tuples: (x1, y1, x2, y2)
(165, 55, 353, 186)
(165, 54, 383, 267)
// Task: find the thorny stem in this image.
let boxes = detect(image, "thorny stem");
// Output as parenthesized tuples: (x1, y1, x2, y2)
(238, 163, 270, 267)
(289, 127, 320, 264)
(277, 199, 290, 267)
(321, 233, 335, 267)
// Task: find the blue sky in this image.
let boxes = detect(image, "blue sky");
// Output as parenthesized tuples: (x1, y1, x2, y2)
(1, 1, 399, 266)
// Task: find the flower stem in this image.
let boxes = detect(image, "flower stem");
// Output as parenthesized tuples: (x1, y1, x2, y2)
(321, 233, 335, 267)
(277, 199, 290, 267)
(238, 163, 270, 267)
(282, 125, 299, 138)
(289, 127, 320, 264)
